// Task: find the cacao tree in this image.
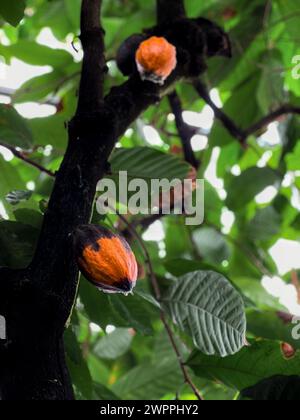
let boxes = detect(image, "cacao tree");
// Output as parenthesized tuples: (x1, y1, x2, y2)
(0, 0, 300, 401)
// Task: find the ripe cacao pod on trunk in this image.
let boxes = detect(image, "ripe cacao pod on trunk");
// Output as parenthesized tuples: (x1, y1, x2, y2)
(73, 225, 138, 294)
(135, 36, 177, 85)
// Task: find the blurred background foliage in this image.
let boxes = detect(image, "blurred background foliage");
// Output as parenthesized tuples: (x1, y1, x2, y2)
(1, 0, 300, 400)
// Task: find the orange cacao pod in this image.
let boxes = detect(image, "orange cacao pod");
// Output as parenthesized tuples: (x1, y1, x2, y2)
(135, 36, 177, 85)
(73, 225, 138, 294)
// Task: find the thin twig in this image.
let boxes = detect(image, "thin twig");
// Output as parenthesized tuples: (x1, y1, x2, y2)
(168, 91, 199, 168)
(193, 80, 247, 145)
(113, 207, 203, 400)
(244, 105, 300, 137)
(193, 80, 300, 146)
(0, 142, 56, 177)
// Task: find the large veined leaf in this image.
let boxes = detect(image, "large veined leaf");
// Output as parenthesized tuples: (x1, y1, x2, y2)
(241, 375, 300, 401)
(0, 104, 33, 149)
(163, 271, 247, 357)
(0, 0, 25, 26)
(104, 147, 192, 209)
(188, 340, 300, 391)
(110, 147, 190, 183)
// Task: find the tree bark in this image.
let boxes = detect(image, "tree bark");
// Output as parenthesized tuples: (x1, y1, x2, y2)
(0, 0, 107, 400)
(157, 0, 186, 24)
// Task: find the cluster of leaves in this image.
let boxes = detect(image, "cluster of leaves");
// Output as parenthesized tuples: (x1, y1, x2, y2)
(1, 0, 300, 400)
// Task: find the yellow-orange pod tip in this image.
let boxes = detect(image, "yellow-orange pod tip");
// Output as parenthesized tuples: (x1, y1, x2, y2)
(73, 225, 138, 295)
(135, 36, 177, 85)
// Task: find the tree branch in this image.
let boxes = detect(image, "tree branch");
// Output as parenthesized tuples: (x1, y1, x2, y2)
(76, 0, 105, 114)
(194, 80, 300, 146)
(168, 91, 199, 168)
(193, 80, 246, 144)
(0, 142, 55, 177)
(157, 0, 186, 24)
(244, 105, 300, 137)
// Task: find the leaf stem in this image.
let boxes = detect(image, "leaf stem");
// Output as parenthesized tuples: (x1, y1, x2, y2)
(0, 142, 56, 177)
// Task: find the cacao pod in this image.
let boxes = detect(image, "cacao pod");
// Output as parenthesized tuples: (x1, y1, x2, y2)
(135, 36, 177, 85)
(73, 225, 138, 295)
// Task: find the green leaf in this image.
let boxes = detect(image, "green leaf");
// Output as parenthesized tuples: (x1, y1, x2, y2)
(12, 71, 64, 104)
(0, 104, 33, 149)
(204, 181, 223, 227)
(112, 359, 183, 400)
(13, 208, 43, 229)
(232, 278, 283, 311)
(110, 147, 190, 180)
(286, 143, 300, 171)
(226, 167, 280, 211)
(0, 0, 25, 26)
(0, 221, 39, 268)
(164, 258, 222, 277)
(247, 310, 300, 349)
(163, 271, 247, 357)
(192, 227, 231, 265)
(246, 207, 281, 242)
(65, 328, 93, 400)
(0, 41, 73, 68)
(79, 280, 125, 330)
(109, 293, 156, 335)
(241, 375, 300, 401)
(93, 382, 120, 401)
(28, 115, 68, 149)
(0, 155, 24, 208)
(256, 50, 285, 114)
(79, 280, 156, 335)
(93, 328, 133, 360)
(188, 340, 300, 391)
